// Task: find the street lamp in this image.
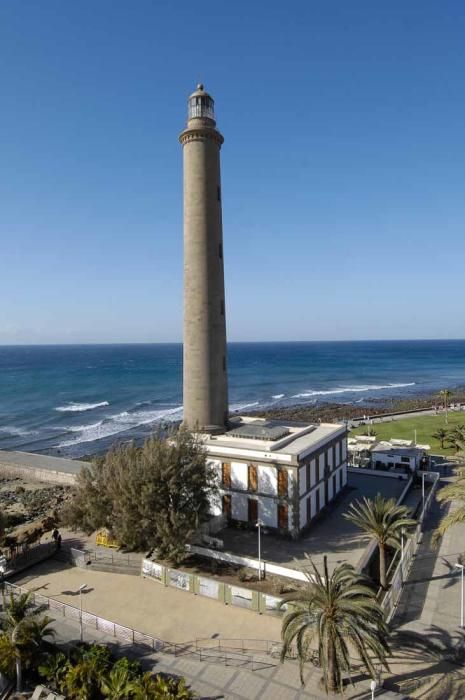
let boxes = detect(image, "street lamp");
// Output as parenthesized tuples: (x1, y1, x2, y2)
(455, 563, 464, 628)
(256, 519, 264, 581)
(370, 679, 377, 699)
(421, 472, 426, 524)
(78, 583, 87, 643)
(400, 528, 405, 583)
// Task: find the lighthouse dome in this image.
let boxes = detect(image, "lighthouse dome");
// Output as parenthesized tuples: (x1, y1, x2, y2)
(187, 84, 215, 122)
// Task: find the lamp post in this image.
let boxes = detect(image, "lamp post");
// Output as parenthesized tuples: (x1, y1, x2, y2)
(400, 528, 405, 583)
(455, 563, 464, 628)
(256, 519, 264, 581)
(78, 583, 87, 643)
(421, 471, 426, 523)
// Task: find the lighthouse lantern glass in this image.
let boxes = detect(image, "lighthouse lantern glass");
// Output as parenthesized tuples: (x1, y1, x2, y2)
(188, 95, 215, 121)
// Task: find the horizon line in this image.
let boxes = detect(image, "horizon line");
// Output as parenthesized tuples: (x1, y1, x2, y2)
(0, 338, 464, 348)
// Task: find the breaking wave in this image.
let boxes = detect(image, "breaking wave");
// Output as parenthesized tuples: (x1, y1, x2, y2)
(0, 426, 37, 437)
(230, 401, 260, 412)
(292, 382, 416, 398)
(272, 394, 285, 399)
(58, 406, 183, 447)
(55, 401, 110, 413)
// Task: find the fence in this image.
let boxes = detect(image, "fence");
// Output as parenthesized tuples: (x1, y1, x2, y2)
(380, 471, 440, 623)
(141, 558, 286, 617)
(2, 581, 167, 652)
(1, 583, 279, 671)
(62, 546, 140, 568)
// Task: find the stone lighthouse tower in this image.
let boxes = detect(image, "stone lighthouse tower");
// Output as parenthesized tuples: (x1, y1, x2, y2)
(179, 85, 228, 433)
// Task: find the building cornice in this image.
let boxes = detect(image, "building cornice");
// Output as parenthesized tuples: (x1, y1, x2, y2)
(179, 127, 224, 147)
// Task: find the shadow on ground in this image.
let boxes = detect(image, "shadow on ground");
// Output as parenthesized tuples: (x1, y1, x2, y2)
(386, 625, 465, 698)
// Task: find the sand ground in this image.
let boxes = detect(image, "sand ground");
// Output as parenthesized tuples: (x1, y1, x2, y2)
(14, 558, 282, 644)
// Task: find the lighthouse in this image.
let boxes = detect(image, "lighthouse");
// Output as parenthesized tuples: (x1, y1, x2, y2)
(179, 85, 228, 433)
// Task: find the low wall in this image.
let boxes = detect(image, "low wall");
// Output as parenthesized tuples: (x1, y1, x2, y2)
(4, 542, 58, 580)
(0, 463, 77, 486)
(58, 546, 141, 576)
(141, 559, 286, 616)
(187, 544, 307, 582)
(0, 450, 89, 486)
(348, 467, 409, 480)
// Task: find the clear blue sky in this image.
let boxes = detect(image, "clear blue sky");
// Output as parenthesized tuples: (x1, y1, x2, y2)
(1, 1, 464, 344)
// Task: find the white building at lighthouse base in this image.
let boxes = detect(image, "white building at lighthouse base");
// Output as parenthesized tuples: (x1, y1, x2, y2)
(201, 416, 347, 537)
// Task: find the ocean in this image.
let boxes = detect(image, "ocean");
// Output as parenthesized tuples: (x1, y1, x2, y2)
(0, 340, 464, 458)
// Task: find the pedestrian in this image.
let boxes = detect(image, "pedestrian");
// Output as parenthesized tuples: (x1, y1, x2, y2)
(52, 528, 59, 542)
(57, 533, 62, 550)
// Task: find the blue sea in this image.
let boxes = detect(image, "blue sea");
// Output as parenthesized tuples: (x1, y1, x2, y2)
(0, 340, 464, 458)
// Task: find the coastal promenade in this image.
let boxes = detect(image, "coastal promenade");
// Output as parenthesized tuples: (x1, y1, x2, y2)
(386, 476, 465, 698)
(350, 404, 464, 428)
(8, 569, 405, 700)
(0, 449, 89, 485)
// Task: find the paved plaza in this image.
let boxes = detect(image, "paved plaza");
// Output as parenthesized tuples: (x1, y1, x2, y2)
(14, 559, 281, 644)
(11, 562, 401, 700)
(385, 481, 465, 699)
(220, 472, 408, 573)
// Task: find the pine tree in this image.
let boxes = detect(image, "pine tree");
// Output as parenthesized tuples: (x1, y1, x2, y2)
(63, 427, 218, 564)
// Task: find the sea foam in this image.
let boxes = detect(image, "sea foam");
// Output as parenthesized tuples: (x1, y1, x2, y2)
(58, 406, 183, 447)
(0, 426, 37, 437)
(55, 401, 110, 413)
(230, 401, 260, 412)
(291, 382, 416, 398)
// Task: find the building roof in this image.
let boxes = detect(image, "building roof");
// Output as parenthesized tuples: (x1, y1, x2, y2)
(347, 437, 430, 454)
(202, 416, 346, 465)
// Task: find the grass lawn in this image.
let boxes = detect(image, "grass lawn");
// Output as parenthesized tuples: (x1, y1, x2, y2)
(351, 412, 465, 456)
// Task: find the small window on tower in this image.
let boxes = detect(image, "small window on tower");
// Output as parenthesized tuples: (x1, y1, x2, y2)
(217, 185, 221, 202)
(219, 243, 223, 259)
(223, 355, 226, 371)
(220, 300, 225, 316)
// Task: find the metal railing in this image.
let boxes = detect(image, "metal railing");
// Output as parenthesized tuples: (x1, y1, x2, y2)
(164, 638, 277, 670)
(2, 582, 167, 652)
(380, 471, 440, 622)
(61, 546, 141, 569)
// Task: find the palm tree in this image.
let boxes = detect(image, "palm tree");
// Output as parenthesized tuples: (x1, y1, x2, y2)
(65, 643, 110, 699)
(446, 425, 465, 453)
(1, 589, 54, 692)
(343, 494, 416, 589)
(64, 658, 108, 700)
(150, 675, 194, 699)
(432, 428, 449, 450)
(433, 476, 465, 545)
(38, 651, 71, 693)
(279, 556, 390, 693)
(439, 389, 453, 424)
(101, 666, 136, 699)
(131, 672, 159, 700)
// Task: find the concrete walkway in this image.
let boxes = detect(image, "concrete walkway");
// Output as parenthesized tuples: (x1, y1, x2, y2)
(11, 560, 404, 699)
(386, 476, 465, 699)
(17, 589, 404, 700)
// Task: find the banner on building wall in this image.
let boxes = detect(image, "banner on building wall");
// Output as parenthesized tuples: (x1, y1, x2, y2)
(230, 585, 253, 609)
(264, 594, 284, 614)
(169, 569, 189, 591)
(198, 576, 219, 599)
(142, 559, 163, 582)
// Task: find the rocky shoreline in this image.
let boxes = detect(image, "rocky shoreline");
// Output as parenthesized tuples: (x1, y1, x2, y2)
(74, 387, 465, 462)
(250, 387, 465, 424)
